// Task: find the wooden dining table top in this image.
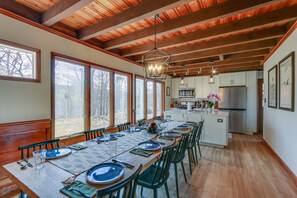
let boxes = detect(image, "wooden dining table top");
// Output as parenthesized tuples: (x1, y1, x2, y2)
(2, 121, 193, 198)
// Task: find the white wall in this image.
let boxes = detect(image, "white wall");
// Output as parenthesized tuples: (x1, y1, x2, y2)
(0, 14, 171, 123)
(263, 27, 297, 176)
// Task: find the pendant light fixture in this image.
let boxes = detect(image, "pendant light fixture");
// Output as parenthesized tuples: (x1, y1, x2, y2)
(208, 62, 215, 84)
(142, 15, 171, 81)
(180, 76, 185, 85)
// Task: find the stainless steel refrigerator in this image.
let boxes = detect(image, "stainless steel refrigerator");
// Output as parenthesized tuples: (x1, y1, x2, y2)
(218, 86, 247, 133)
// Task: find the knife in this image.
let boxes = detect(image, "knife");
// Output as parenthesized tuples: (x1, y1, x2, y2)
(23, 158, 33, 168)
(112, 159, 135, 170)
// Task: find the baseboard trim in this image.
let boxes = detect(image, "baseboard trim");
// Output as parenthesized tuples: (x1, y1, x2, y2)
(262, 139, 297, 187)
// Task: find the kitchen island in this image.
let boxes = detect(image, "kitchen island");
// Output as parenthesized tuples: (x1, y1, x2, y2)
(164, 109, 230, 147)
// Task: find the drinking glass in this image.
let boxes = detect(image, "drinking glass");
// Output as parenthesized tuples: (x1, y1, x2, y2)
(166, 115, 171, 122)
(104, 132, 111, 144)
(130, 125, 135, 133)
(33, 149, 46, 169)
(109, 140, 118, 157)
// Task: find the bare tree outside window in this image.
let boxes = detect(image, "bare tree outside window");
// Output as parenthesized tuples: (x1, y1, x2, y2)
(136, 78, 144, 121)
(54, 59, 85, 137)
(91, 68, 110, 129)
(114, 73, 128, 125)
(156, 82, 162, 116)
(0, 41, 39, 82)
(147, 81, 154, 119)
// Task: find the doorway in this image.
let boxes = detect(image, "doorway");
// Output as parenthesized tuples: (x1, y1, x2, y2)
(257, 79, 264, 136)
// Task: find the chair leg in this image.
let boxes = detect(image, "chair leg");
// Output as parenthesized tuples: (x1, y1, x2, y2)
(188, 149, 192, 175)
(191, 148, 196, 165)
(194, 144, 199, 164)
(181, 161, 187, 184)
(141, 186, 144, 197)
(164, 182, 170, 198)
(174, 163, 179, 197)
(198, 142, 202, 158)
(153, 189, 158, 198)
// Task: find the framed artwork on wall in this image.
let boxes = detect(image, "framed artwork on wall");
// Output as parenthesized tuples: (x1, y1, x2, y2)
(279, 51, 295, 112)
(166, 87, 170, 96)
(268, 65, 277, 108)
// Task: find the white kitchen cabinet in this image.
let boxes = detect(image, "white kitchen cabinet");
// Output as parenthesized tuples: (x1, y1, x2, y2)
(219, 72, 246, 86)
(201, 115, 228, 146)
(179, 77, 195, 88)
(245, 71, 257, 133)
(194, 77, 203, 98)
(186, 114, 202, 122)
(201, 76, 219, 97)
(171, 78, 180, 98)
(233, 72, 246, 86)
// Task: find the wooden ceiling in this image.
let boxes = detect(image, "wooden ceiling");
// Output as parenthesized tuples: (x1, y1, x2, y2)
(1, 0, 297, 77)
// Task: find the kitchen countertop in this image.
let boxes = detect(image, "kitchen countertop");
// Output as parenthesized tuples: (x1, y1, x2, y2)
(164, 109, 230, 117)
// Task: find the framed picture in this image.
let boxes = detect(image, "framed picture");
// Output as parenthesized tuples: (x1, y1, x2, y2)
(166, 87, 170, 96)
(268, 65, 277, 108)
(279, 52, 295, 111)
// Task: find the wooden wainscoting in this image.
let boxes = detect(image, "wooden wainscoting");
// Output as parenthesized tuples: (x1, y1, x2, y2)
(0, 119, 51, 179)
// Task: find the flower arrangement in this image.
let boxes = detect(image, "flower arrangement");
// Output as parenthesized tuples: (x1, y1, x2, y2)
(207, 93, 222, 101)
(207, 93, 222, 109)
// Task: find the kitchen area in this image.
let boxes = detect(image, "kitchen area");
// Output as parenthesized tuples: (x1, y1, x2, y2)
(165, 71, 262, 147)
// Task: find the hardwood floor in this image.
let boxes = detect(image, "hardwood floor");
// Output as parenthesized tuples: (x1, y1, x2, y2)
(2, 134, 297, 197)
(138, 134, 297, 198)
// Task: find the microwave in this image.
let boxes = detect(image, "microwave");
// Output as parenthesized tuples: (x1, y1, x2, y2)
(179, 88, 195, 98)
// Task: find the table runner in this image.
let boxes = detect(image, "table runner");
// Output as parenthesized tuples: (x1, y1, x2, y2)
(49, 121, 185, 175)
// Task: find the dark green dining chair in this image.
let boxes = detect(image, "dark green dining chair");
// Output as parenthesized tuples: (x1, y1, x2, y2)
(84, 128, 105, 140)
(18, 139, 60, 198)
(194, 121, 204, 161)
(137, 119, 146, 126)
(117, 122, 131, 132)
(18, 139, 60, 159)
(171, 133, 190, 198)
(137, 143, 177, 198)
(186, 124, 200, 175)
(96, 165, 142, 198)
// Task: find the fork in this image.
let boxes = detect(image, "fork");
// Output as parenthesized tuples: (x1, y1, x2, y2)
(65, 186, 90, 198)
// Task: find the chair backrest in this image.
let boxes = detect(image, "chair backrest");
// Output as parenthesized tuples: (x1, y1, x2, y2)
(18, 139, 60, 159)
(84, 128, 105, 140)
(153, 116, 162, 121)
(188, 124, 200, 147)
(117, 122, 131, 132)
(97, 165, 142, 198)
(137, 119, 146, 126)
(151, 142, 177, 186)
(197, 121, 204, 141)
(173, 132, 190, 163)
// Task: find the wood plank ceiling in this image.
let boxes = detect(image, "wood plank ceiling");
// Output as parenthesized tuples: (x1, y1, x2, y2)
(1, 0, 297, 77)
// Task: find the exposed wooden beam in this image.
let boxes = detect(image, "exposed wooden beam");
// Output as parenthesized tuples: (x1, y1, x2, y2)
(42, 0, 94, 26)
(169, 64, 263, 76)
(169, 57, 264, 71)
(124, 26, 285, 57)
(224, 49, 270, 60)
(79, 0, 192, 40)
(103, 0, 286, 50)
(0, 0, 41, 23)
(135, 39, 276, 62)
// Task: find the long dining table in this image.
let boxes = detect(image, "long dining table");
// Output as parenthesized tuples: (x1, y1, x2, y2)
(3, 121, 193, 198)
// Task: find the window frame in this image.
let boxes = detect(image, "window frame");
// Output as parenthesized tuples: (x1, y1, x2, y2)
(0, 39, 41, 83)
(51, 53, 132, 138)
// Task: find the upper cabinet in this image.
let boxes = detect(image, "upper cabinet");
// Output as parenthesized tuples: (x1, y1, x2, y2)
(219, 72, 246, 86)
(179, 77, 195, 88)
(194, 77, 202, 98)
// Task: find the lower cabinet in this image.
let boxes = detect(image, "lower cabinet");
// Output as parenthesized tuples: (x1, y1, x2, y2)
(201, 115, 228, 146)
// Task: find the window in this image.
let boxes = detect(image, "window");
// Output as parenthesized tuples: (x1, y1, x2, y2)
(156, 82, 162, 116)
(147, 81, 155, 119)
(114, 73, 129, 125)
(54, 59, 85, 137)
(91, 68, 110, 129)
(0, 40, 40, 82)
(135, 77, 145, 121)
